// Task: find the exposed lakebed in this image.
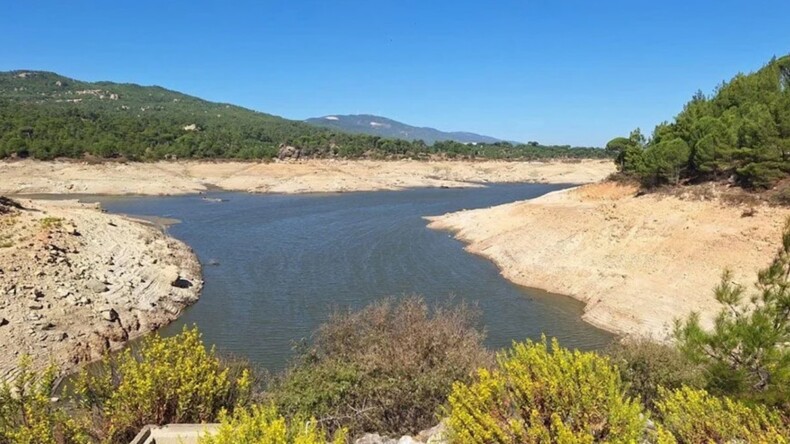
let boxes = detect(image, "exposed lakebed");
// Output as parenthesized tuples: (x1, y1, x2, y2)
(94, 184, 612, 372)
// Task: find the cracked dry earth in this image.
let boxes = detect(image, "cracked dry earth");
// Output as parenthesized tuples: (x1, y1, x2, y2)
(0, 198, 202, 382)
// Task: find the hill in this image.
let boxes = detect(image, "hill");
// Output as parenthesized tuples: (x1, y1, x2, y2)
(607, 54, 790, 189)
(305, 114, 506, 145)
(0, 70, 607, 161)
(0, 70, 327, 160)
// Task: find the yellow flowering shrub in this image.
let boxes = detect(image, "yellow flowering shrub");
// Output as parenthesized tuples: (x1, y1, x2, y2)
(199, 404, 346, 444)
(654, 386, 789, 443)
(446, 337, 645, 443)
(0, 357, 90, 444)
(73, 326, 252, 443)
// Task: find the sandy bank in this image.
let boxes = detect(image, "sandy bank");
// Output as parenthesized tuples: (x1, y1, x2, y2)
(427, 182, 790, 339)
(0, 198, 202, 381)
(0, 159, 614, 195)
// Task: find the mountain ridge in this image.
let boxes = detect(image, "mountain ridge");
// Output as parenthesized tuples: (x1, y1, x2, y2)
(305, 114, 509, 145)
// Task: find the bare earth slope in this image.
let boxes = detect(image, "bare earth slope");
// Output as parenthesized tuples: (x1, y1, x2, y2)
(0, 159, 614, 195)
(427, 183, 790, 339)
(0, 199, 202, 381)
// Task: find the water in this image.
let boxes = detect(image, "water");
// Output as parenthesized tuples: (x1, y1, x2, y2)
(95, 184, 612, 373)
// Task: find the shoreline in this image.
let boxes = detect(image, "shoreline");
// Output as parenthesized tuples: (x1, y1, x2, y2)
(427, 182, 790, 339)
(0, 198, 202, 381)
(0, 159, 615, 196)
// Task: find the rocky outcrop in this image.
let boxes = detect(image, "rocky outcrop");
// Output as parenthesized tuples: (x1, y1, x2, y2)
(0, 199, 202, 382)
(277, 144, 302, 160)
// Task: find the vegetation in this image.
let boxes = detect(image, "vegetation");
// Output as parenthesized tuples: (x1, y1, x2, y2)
(0, 70, 608, 161)
(606, 339, 704, 411)
(198, 404, 346, 444)
(0, 358, 90, 444)
(72, 326, 253, 443)
(39, 216, 63, 230)
(268, 297, 491, 437)
(607, 55, 790, 188)
(446, 337, 645, 443)
(674, 220, 790, 410)
(654, 386, 788, 443)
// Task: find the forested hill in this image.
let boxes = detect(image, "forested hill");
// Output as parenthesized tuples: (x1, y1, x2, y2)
(0, 70, 608, 161)
(305, 114, 504, 145)
(607, 55, 790, 189)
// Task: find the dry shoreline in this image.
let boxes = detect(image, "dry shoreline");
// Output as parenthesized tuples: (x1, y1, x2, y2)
(0, 159, 615, 196)
(0, 198, 202, 381)
(427, 182, 790, 339)
(0, 159, 614, 380)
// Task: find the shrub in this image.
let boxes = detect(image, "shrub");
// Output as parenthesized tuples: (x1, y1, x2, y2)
(446, 337, 645, 443)
(674, 218, 790, 410)
(198, 404, 346, 444)
(39, 216, 63, 230)
(605, 339, 703, 410)
(72, 326, 253, 443)
(0, 358, 90, 444)
(654, 386, 789, 443)
(268, 296, 491, 437)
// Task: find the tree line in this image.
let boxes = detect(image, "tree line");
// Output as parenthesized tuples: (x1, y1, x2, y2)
(0, 71, 608, 162)
(606, 55, 790, 188)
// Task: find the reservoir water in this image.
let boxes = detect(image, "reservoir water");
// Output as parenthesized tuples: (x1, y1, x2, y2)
(96, 183, 612, 372)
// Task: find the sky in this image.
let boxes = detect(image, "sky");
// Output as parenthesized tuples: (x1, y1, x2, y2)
(1, 1, 788, 146)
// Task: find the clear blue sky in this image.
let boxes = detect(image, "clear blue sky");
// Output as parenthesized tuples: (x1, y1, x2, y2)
(1, 1, 788, 146)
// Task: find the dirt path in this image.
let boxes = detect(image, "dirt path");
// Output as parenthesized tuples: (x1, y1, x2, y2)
(0, 159, 615, 195)
(427, 182, 790, 339)
(0, 198, 202, 381)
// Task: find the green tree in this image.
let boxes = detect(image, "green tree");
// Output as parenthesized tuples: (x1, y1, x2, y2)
(675, 219, 790, 410)
(642, 138, 691, 185)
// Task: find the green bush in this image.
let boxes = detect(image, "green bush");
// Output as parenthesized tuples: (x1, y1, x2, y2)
(268, 296, 491, 437)
(72, 326, 253, 443)
(446, 337, 645, 443)
(0, 358, 90, 444)
(654, 386, 789, 443)
(606, 339, 704, 410)
(198, 404, 346, 444)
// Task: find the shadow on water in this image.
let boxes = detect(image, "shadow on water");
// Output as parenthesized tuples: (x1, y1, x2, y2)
(78, 183, 613, 374)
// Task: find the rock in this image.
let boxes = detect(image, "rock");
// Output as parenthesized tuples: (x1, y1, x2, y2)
(86, 279, 108, 293)
(354, 434, 396, 444)
(417, 421, 447, 444)
(0, 318, 8, 327)
(56, 289, 71, 299)
(171, 276, 193, 289)
(101, 308, 118, 322)
(28, 303, 43, 310)
(277, 144, 302, 160)
(397, 437, 421, 444)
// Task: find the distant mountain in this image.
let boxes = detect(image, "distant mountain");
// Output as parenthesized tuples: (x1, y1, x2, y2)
(305, 114, 506, 145)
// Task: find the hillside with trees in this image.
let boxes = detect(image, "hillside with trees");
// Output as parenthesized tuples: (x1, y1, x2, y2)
(0, 71, 608, 161)
(607, 55, 790, 189)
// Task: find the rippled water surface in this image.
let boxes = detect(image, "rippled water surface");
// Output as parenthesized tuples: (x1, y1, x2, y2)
(97, 184, 612, 372)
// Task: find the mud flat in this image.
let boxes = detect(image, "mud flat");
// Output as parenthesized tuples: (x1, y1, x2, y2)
(427, 182, 790, 339)
(0, 159, 614, 195)
(0, 198, 202, 381)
